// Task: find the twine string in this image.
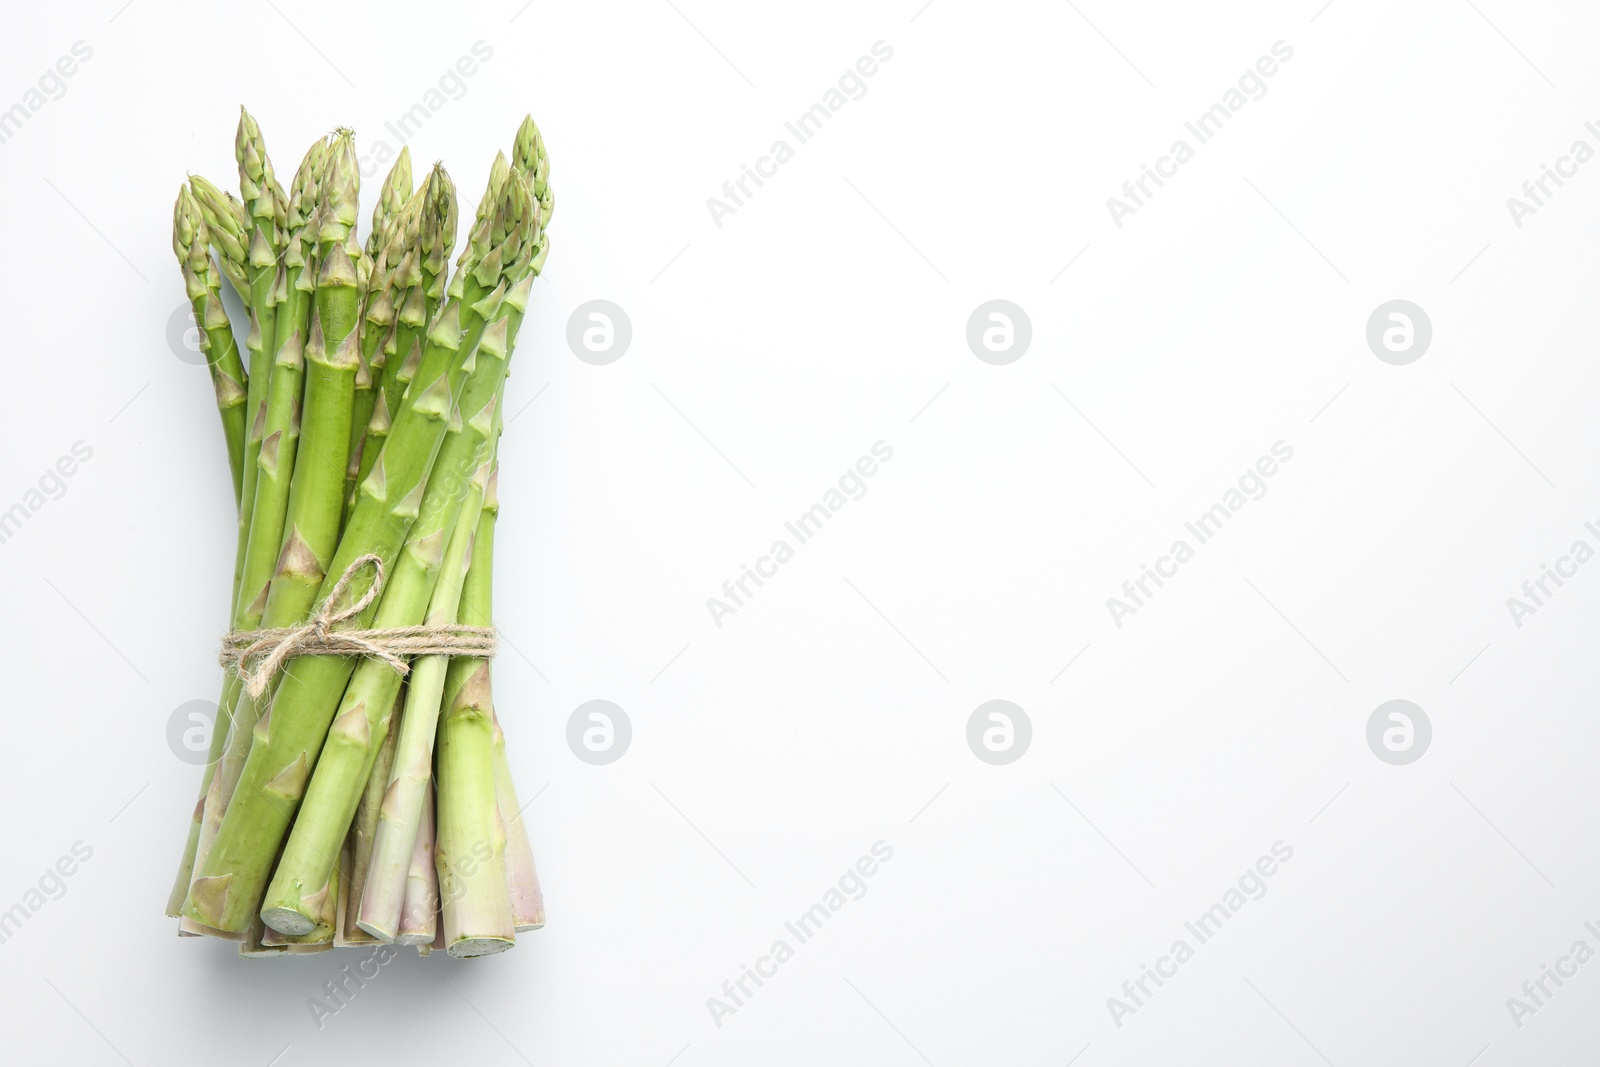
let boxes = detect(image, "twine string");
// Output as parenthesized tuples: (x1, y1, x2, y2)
(219, 553, 496, 700)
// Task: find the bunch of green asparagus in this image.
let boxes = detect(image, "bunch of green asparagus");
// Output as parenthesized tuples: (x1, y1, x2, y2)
(167, 108, 549, 958)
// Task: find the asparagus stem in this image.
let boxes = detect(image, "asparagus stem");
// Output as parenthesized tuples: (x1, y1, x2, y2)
(470, 441, 547, 934)
(176, 915, 244, 941)
(231, 132, 338, 633)
(165, 185, 269, 916)
(183, 170, 533, 933)
(437, 679, 514, 956)
(260, 910, 336, 952)
(431, 124, 547, 954)
(355, 451, 493, 941)
(228, 116, 287, 621)
(257, 125, 364, 637)
(436, 456, 514, 954)
(164, 116, 288, 916)
(237, 914, 284, 959)
(260, 265, 361, 636)
(334, 836, 353, 945)
(395, 791, 439, 946)
(177, 138, 350, 934)
(172, 186, 248, 505)
(340, 689, 403, 947)
(493, 705, 545, 932)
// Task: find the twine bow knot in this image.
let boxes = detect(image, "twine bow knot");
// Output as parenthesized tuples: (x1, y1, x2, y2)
(219, 554, 497, 700)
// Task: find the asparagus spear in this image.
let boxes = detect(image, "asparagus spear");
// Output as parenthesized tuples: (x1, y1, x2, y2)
(429, 123, 548, 952)
(436, 458, 513, 955)
(354, 446, 492, 941)
(353, 147, 460, 511)
(178, 135, 349, 925)
(348, 150, 414, 487)
(422, 166, 459, 320)
(493, 711, 545, 932)
(347, 193, 421, 511)
(227, 112, 288, 619)
(467, 455, 547, 933)
(271, 133, 334, 373)
(356, 166, 455, 511)
(437, 681, 514, 956)
(183, 171, 531, 933)
(256, 128, 364, 632)
(164, 187, 250, 921)
(333, 836, 353, 946)
(172, 186, 248, 505)
(338, 137, 553, 940)
(230, 134, 330, 616)
(164, 116, 287, 917)
(395, 787, 439, 946)
(232, 131, 349, 629)
(478, 455, 543, 935)
(210, 145, 364, 950)
(339, 689, 402, 947)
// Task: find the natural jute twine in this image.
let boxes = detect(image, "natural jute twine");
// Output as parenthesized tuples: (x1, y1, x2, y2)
(219, 554, 497, 700)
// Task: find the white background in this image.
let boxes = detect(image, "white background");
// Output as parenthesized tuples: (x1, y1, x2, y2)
(1, 0, 1598, 1064)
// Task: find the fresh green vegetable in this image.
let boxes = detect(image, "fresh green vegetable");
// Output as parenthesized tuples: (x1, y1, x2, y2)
(166, 112, 550, 961)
